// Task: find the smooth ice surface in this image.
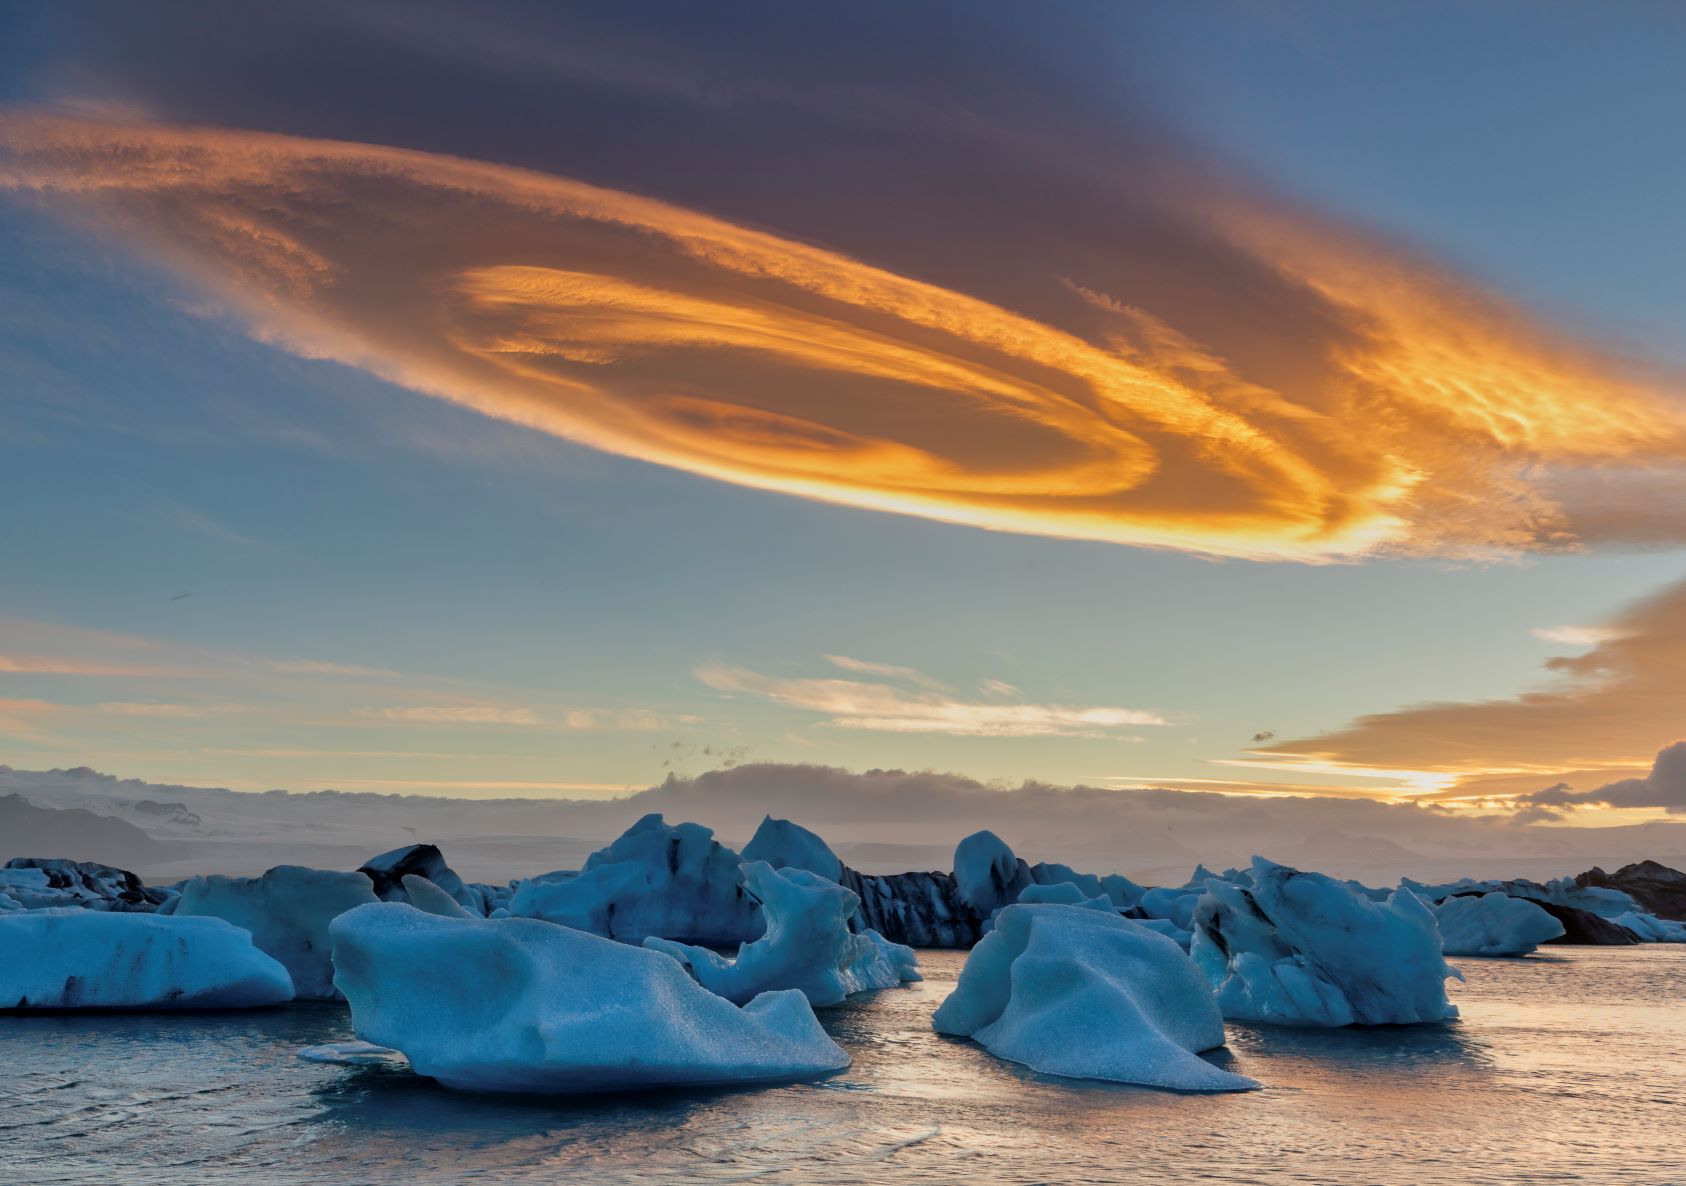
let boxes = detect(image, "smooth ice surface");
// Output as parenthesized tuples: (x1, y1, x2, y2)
(952, 830, 1031, 915)
(0, 911, 293, 1009)
(508, 814, 761, 945)
(1192, 857, 1458, 1027)
(399, 875, 475, 919)
(739, 817, 843, 883)
(1435, 892, 1565, 956)
(174, 866, 379, 1000)
(933, 903, 1257, 1092)
(330, 902, 850, 1093)
(646, 861, 918, 1006)
(5, 947, 1686, 1185)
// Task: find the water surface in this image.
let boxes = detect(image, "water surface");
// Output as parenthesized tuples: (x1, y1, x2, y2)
(4, 947, 1683, 1184)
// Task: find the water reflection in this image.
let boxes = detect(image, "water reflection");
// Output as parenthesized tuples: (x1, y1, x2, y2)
(5, 947, 1685, 1185)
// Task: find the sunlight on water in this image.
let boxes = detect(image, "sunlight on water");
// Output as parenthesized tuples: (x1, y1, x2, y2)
(3, 947, 1684, 1185)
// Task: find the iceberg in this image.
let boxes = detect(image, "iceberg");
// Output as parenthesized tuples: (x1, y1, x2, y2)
(1017, 881, 1112, 908)
(739, 816, 843, 882)
(173, 865, 380, 1000)
(329, 902, 851, 1093)
(1191, 857, 1458, 1027)
(953, 830, 1032, 915)
(646, 860, 919, 1006)
(359, 843, 484, 915)
(1434, 892, 1565, 956)
(932, 903, 1257, 1092)
(1137, 887, 1200, 932)
(508, 814, 762, 945)
(0, 911, 293, 1009)
(0, 857, 171, 912)
(842, 868, 981, 947)
(400, 874, 476, 918)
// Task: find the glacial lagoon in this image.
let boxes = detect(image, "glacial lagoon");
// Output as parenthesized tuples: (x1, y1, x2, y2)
(4, 946, 1683, 1186)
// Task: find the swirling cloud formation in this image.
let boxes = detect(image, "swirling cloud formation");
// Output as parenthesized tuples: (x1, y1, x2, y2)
(3, 113, 1683, 560)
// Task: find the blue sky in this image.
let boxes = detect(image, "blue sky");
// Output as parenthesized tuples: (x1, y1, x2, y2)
(2, 3, 1683, 811)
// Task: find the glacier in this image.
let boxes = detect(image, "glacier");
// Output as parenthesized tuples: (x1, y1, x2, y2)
(1191, 857, 1458, 1027)
(645, 860, 919, 1006)
(329, 902, 850, 1093)
(0, 911, 293, 1009)
(932, 903, 1257, 1092)
(1434, 892, 1565, 956)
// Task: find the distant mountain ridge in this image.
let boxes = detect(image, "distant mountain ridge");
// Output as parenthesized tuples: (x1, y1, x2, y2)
(0, 793, 171, 867)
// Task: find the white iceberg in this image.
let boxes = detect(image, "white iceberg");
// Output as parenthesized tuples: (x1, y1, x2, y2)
(932, 903, 1256, 1092)
(646, 860, 919, 1006)
(1137, 887, 1200, 932)
(1434, 892, 1565, 956)
(329, 902, 851, 1093)
(1191, 857, 1458, 1027)
(400, 874, 476, 918)
(1613, 910, 1686, 942)
(739, 816, 843, 882)
(508, 814, 762, 945)
(360, 843, 485, 915)
(1016, 881, 1112, 909)
(0, 911, 293, 1009)
(953, 830, 1033, 916)
(173, 865, 380, 1000)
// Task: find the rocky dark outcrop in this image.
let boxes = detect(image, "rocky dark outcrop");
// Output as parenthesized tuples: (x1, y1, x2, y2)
(3, 857, 171, 911)
(1574, 861, 1686, 921)
(840, 867, 983, 948)
(1490, 896, 1638, 945)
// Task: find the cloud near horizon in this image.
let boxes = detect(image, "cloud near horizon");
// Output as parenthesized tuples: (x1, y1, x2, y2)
(696, 657, 1165, 738)
(4, 114, 1686, 561)
(1250, 578, 1686, 799)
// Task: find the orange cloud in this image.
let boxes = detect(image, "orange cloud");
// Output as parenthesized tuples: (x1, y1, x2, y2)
(3, 113, 1684, 560)
(1249, 577, 1686, 798)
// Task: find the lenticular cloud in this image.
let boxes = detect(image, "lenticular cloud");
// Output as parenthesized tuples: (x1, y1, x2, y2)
(3, 113, 1684, 561)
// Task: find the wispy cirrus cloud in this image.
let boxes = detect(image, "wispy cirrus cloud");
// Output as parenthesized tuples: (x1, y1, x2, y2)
(369, 705, 539, 726)
(4, 114, 1685, 561)
(1531, 624, 1626, 647)
(696, 659, 1164, 737)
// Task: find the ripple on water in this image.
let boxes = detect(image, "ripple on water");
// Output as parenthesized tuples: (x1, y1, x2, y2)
(2, 948, 1685, 1184)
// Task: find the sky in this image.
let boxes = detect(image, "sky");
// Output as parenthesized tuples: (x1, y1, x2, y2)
(2, 2, 1685, 826)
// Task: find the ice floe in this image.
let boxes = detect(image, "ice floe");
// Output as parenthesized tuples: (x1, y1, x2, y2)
(933, 903, 1257, 1092)
(1192, 857, 1458, 1027)
(646, 860, 919, 1005)
(173, 865, 380, 1000)
(1434, 892, 1565, 956)
(0, 911, 293, 1009)
(330, 902, 850, 1093)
